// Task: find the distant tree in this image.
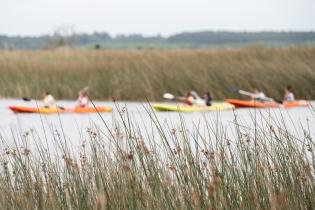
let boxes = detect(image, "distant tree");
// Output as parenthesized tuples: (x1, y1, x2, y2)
(49, 24, 76, 49)
(94, 44, 101, 49)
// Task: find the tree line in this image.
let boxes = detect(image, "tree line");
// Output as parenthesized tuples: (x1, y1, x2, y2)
(0, 31, 314, 49)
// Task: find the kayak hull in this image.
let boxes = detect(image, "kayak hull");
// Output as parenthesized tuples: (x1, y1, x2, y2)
(226, 99, 309, 108)
(72, 106, 112, 113)
(9, 106, 67, 113)
(153, 103, 234, 112)
(9, 106, 112, 114)
(282, 100, 309, 108)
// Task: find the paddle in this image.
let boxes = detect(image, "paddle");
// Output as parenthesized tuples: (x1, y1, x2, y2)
(81, 86, 89, 93)
(163, 93, 186, 101)
(21, 97, 65, 110)
(228, 87, 276, 103)
(22, 97, 32, 102)
(163, 92, 205, 105)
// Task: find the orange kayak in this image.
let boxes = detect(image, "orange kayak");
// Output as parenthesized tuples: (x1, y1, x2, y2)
(226, 99, 309, 108)
(9, 105, 112, 114)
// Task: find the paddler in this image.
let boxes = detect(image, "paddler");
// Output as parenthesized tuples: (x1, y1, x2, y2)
(43, 92, 56, 108)
(284, 85, 295, 102)
(204, 91, 212, 106)
(251, 89, 273, 102)
(184, 92, 195, 106)
(76, 88, 89, 108)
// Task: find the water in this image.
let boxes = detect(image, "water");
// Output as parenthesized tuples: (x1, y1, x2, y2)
(0, 99, 314, 155)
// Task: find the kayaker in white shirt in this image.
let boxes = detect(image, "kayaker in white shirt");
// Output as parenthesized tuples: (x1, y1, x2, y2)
(284, 85, 295, 102)
(43, 92, 56, 108)
(190, 91, 205, 106)
(251, 89, 274, 102)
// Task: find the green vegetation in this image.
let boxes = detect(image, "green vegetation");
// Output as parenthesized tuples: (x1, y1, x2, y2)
(0, 47, 314, 101)
(0, 105, 314, 209)
(1, 31, 315, 49)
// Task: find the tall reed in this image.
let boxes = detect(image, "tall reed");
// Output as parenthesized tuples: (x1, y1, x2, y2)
(0, 105, 314, 209)
(0, 46, 314, 100)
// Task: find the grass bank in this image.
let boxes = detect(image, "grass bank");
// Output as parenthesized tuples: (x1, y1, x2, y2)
(0, 105, 314, 209)
(0, 46, 314, 101)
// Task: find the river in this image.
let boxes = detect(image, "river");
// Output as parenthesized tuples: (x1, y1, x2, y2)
(0, 99, 314, 156)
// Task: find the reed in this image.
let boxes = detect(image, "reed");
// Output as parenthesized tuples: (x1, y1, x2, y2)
(0, 105, 314, 209)
(0, 46, 314, 101)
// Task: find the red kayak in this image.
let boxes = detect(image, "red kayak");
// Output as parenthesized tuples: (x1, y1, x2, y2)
(9, 105, 112, 114)
(226, 99, 309, 108)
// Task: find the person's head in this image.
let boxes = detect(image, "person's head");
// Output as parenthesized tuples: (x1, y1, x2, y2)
(44, 91, 50, 96)
(186, 92, 192, 97)
(205, 91, 211, 97)
(81, 90, 88, 97)
(286, 85, 292, 92)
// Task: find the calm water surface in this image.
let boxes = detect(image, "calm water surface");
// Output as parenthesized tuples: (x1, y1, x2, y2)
(0, 99, 314, 154)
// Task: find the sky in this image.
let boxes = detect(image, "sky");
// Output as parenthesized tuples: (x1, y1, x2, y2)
(1, 0, 314, 37)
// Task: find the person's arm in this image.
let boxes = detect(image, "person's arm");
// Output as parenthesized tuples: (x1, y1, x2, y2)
(185, 96, 194, 106)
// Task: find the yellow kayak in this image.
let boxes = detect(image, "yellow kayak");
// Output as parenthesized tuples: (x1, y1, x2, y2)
(153, 102, 234, 112)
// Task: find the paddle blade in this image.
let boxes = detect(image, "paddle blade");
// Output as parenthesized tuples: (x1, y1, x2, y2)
(58, 106, 65, 110)
(22, 97, 32, 101)
(163, 93, 175, 100)
(81, 86, 89, 93)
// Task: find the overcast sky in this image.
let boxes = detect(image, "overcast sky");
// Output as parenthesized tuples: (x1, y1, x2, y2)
(1, 0, 314, 36)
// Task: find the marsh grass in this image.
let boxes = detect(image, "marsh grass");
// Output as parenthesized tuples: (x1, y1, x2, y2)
(0, 46, 314, 100)
(0, 104, 314, 209)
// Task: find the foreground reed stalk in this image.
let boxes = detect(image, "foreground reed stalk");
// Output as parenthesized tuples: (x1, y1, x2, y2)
(0, 105, 314, 209)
